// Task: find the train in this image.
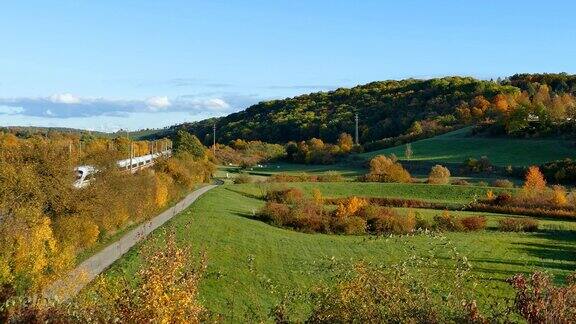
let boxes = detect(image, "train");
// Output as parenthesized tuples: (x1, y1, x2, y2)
(73, 149, 172, 188)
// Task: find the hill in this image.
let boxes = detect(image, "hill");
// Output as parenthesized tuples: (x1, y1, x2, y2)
(162, 77, 516, 144)
(360, 127, 576, 167)
(148, 73, 576, 147)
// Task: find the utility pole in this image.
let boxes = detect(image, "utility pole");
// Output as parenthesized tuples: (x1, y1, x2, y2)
(213, 123, 216, 155)
(355, 113, 359, 145)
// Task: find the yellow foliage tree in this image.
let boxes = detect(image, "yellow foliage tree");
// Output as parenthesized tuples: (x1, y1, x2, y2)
(551, 185, 568, 206)
(336, 196, 367, 218)
(337, 133, 354, 153)
(523, 166, 547, 196)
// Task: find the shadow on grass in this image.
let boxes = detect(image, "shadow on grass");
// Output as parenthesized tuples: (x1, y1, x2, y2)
(512, 229, 576, 265)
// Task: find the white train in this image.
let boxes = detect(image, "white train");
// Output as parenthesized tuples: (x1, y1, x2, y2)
(73, 150, 172, 189)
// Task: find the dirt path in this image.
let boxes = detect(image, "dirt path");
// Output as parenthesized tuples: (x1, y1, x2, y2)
(43, 183, 219, 301)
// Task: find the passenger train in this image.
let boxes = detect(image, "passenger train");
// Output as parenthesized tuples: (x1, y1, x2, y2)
(73, 149, 172, 188)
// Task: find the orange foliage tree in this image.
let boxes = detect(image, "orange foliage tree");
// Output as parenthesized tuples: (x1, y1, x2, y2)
(523, 166, 547, 196)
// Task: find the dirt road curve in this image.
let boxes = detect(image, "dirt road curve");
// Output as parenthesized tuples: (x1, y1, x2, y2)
(43, 183, 219, 301)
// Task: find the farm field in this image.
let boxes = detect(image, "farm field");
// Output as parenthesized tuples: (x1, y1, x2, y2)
(93, 182, 576, 321)
(360, 127, 576, 166)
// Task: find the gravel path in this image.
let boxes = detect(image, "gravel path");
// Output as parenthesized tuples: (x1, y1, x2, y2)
(43, 183, 219, 301)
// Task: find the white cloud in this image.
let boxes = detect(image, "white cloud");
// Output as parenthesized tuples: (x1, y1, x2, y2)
(50, 93, 82, 104)
(146, 96, 171, 110)
(204, 98, 230, 110)
(45, 109, 54, 116)
(0, 105, 24, 114)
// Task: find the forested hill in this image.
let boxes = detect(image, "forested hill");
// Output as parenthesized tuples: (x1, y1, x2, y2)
(156, 73, 576, 145)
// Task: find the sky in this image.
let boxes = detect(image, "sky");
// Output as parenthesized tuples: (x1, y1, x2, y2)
(0, 0, 575, 132)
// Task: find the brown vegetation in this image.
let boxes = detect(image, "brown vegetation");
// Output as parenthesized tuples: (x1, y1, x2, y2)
(427, 164, 451, 184)
(361, 155, 412, 183)
(498, 217, 539, 232)
(0, 131, 214, 297)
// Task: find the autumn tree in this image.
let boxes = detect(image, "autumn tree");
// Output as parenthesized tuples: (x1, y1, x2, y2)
(428, 165, 451, 184)
(337, 133, 354, 153)
(523, 166, 547, 196)
(364, 155, 412, 183)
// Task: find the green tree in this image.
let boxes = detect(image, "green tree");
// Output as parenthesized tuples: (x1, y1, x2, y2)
(174, 130, 206, 159)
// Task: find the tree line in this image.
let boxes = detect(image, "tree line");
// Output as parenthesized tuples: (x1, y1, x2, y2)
(152, 73, 576, 149)
(0, 130, 215, 297)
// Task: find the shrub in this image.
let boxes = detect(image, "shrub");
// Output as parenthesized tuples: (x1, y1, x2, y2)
(291, 200, 327, 233)
(540, 158, 576, 184)
(428, 165, 451, 184)
(362, 155, 411, 183)
(498, 217, 539, 232)
(317, 171, 344, 182)
(333, 216, 367, 235)
(551, 185, 568, 206)
(334, 197, 368, 218)
(366, 208, 415, 235)
(265, 187, 304, 204)
(462, 156, 493, 173)
(492, 179, 514, 188)
(493, 192, 513, 205)
(233, 173, 252, 184)
(259, 202, 291, 226)
(415, 216, 432, 230)
(451, 179, 470, 186)
(507, 272, 576, 323)
(460, 216, 487, 231)
(433, 211, 465, 231)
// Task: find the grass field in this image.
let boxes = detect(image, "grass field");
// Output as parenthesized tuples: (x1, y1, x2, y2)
(229, 182, 516, 205)
(93, 183, 576, 321)
(360, 127, 576, 166)
(244, 161, 365, 178)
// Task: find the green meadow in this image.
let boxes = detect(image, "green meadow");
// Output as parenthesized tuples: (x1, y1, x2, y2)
(94, 182, 576, 321)
(360, 127, 576, 166)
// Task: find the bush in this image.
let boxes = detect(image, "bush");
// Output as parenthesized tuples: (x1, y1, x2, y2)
(493, 192, 513, 205)
(233, 173, 252, 184)
(498, 217, 539, 232)
(265, 187, 304, 204)
(433, 211, 465, 231)
(451, 179, 470, 186)
(259, 202, 291, 226)
(290, 200, 327, 233)
(269, 172, 311, 182)
(366, 208, 415, 235)
(362, 155, 412, 183)
(507, 272, 576, 323)
(428, 164, 451, 184)
(415, 216, 432, 230)
(317, 171, 344, 182)
(462, 156, 493, 173)
(460, 216, 487, 231)
(333, 216, 367, 235)
(492, 179, 514, 188)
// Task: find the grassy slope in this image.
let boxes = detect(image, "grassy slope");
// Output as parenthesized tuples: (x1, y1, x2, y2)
(360, 127, 576, 166)
(229, 182, 516, 205)
(246, 162, 365, 178)
(97, 184, 576, 321)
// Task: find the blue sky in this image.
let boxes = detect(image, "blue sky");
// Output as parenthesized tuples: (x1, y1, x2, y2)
(1, 0, 575, 131)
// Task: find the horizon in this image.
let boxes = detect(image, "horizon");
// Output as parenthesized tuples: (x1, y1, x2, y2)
(1, 0, 575, 131)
